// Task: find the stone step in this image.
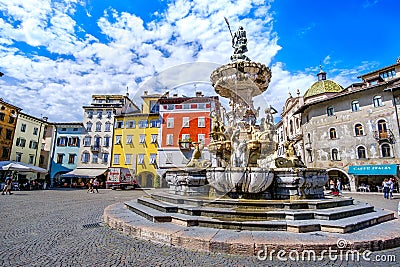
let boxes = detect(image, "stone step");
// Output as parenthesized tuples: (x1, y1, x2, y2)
(137, 196, 178, 213)
(125, 199, 395, 233)
(138, 195, 372, 221)
(287, 208, 395, 233)
(150, 192, 354, 210)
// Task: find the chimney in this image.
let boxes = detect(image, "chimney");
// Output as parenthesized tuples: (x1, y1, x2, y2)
(196, 91, 202, 97)
(42, 116, 48, 121)
(173, 93, 178, 97)
(144, 90, 148, 96)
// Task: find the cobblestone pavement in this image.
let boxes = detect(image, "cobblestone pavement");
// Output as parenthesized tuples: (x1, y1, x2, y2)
(0, 189, 399, 267)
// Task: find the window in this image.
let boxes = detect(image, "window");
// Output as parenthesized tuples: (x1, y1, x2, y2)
(151, 134, 158, 144)
(357, 146, 366, 159)
(83, 136, 91, 146)
(29, 155, 35, 164)
(377, 119, 388, 138)
(166, 134, 173, 146)
(167, 104, 174, 110)
(33, 127, 38, 135)
(87, 110, 93, 118)
(150, 154, 157, 164)
(126, 120, 136, 128)
(57, 137, 68, 146)
(0, 113, 4, 121)
(183, 104, 190, 109)
(94, 136, 101, 147)
(102, 153, 109, 164)
(198, 117, 206, 128)
(139, 134, 146, 144)
(138, 154, 145, 165)
(16, 152, 22, 162)
(69, 137, 79, 147)
(150, 119, 160, 128)
(57, 153, 64, 164)
(355, 124, 364, 136)
(95, 122, 102, 132)
(21, 124, 26, 132)
(198, 103, 205, 109)
(198, 134, 206, 144)
(106, 110, 112, 118)
(167, 118, 174, 128)
(331, 149, 339, 161)
(97, 111, 103, 119)
(115, 121, 124, 128)
(68, 154, 76, 164)
(379, 68, 396, 79)
(182, 117, 190, 128)
(351, 100, 360, 112)
(16, 138, 26, 147)
(150, 101, 159, 113)
(61, 128, 67, 132)
(181, 134, 191, 141)
(115, 135, 122, 144)
(373, 95, 383, 107)
(381, 144, 391, 157)
(2, 148, 9, 158)
(86, 122, 92, 132)
(125, 154, 132, 164)
(29, 141, 38, 149)
(138, 120, 148, 128)
(166, 153, 173, 164)
(126, 135, 133, 144)
(327, 107, 334, 116)
(92, 153, 98, 163)
(82, 152, 90, 163)
(329, 128, 337, 139)
(103, 136, 110, 147)
(307, 149, 313, 163)
(6, 129, 12, 140)
(8, 116, 15, 124)
(73, 128, 78, 131)
(105, 122, 112, 132)
(113, 154, 120, 164)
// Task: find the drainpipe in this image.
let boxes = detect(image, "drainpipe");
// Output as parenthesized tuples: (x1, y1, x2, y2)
(35, 121, 44, 179)
(49, 125, 58, 188)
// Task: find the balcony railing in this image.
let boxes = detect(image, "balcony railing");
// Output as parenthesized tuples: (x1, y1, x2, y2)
(373, 129, 395, 143)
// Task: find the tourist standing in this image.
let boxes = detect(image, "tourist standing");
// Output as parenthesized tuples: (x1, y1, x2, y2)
(337, 180, 342, 195)
(389, 177, 394, 199)
(1, 175, 13, 195)
(92, 178, 99, 193)
(382, 178, 390, 199)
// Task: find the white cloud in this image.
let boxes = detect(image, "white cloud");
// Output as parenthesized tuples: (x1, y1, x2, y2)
(0, 0, 370, 123)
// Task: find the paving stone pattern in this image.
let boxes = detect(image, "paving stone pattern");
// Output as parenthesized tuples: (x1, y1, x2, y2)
(0, 189, 399, 267)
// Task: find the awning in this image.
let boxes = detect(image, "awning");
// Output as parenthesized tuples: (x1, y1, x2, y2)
(348, 164, 398, 176)
(61, 168, 107, 178)
(0, 161, 47, 173)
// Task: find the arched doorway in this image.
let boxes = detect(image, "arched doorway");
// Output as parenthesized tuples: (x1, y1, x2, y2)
(327, 168, 353, 191)
(137, 171, 154, 188)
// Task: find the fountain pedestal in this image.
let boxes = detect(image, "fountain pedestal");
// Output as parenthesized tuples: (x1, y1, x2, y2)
(165, 168, 209, 196)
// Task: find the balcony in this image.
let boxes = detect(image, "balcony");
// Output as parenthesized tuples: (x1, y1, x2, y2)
(373, 130, 395, 143)
(91, 146, 101, 152)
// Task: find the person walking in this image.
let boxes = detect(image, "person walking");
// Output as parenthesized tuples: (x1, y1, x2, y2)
(1, 176, 13, 195)
(87, 179, 94, 193)
(92, 178, 99, 193)
(382, 178, 390, 199)
(389, 177, 395, 199)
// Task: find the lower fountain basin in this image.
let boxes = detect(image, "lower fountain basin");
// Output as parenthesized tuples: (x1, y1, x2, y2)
(206, 167, 273, 194)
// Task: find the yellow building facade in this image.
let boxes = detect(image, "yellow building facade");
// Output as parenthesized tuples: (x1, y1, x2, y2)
(111, 93, 161, 187)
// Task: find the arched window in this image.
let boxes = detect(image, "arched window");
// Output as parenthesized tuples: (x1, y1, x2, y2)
(329, 128, 337, 139)
(355, 123, 364, 136)
(86, 122, 92, 132)
(373, 95, 383, 107)
(351, 100, 360, 112)
(289, 120, 293, 135)
(331, 148, 339, 161)
(327, 106, 334, 116)
(381, 144, 391, 157)
(357, 146, 367, 159)
(96, 122, 102, 132)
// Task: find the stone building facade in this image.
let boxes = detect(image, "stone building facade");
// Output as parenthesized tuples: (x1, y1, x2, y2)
(281, 60, 400, 191)
(0, 99, 21, 161)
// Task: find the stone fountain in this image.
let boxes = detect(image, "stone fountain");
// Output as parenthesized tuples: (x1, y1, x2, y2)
(166, 22, 328, 200)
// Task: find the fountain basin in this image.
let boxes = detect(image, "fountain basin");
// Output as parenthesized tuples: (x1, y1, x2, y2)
(206, 167, 273, 194)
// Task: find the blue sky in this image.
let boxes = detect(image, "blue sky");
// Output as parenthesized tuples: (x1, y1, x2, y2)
(0, 0, 399, 122)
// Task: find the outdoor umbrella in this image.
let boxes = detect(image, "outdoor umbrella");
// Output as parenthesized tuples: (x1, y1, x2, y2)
(0, 161, 47, 173)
